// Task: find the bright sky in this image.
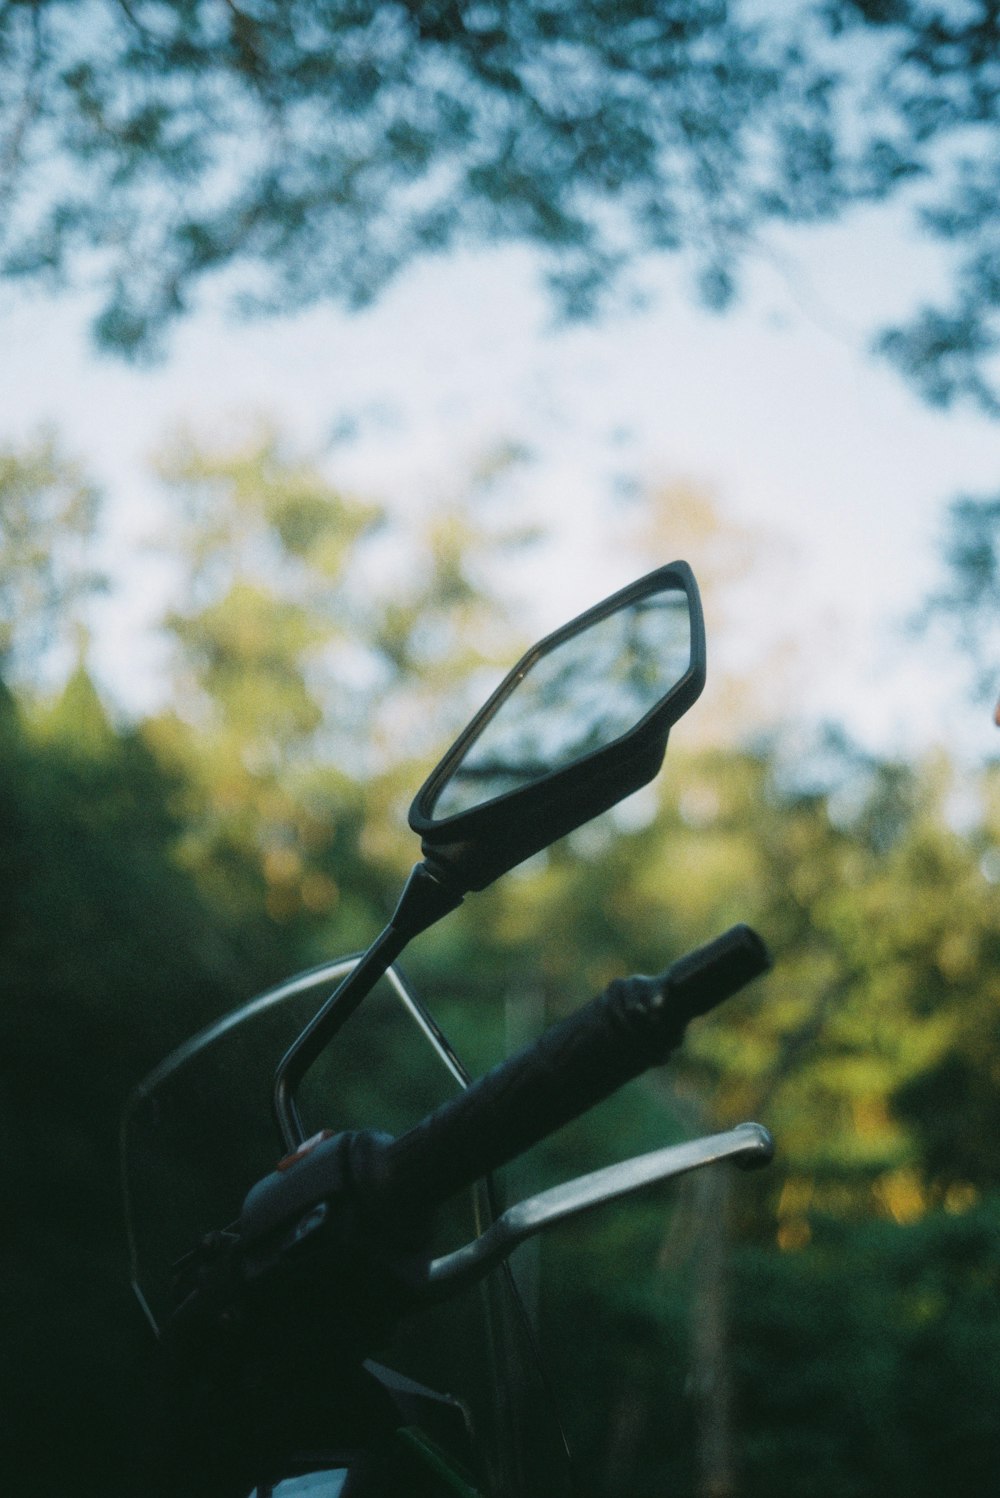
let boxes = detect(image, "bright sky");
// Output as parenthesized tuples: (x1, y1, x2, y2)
(1, 197, 997, 767)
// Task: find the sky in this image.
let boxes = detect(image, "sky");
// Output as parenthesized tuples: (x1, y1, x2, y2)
(1, 195, 997, 769)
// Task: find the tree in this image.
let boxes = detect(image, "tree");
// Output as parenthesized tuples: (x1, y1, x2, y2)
(917, 490, 1000, 708)
(0, 432, 104, 683)
(144, 424, 538, 957)
(2, 1, 998, 413)
(0, 666, 254, 1496)
(143, 425, 388, 957)
(2, 425, 998, 1493)
(503, 732, 1000, 1498)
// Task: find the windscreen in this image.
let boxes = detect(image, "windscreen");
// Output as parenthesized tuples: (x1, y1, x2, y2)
(121, 960, 572, 1498)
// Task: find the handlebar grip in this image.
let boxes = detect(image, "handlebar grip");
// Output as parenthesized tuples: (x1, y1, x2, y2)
(368, 924, 770, 1217)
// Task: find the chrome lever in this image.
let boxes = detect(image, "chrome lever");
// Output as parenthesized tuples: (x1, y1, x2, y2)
(418, 1121, 774, 1294)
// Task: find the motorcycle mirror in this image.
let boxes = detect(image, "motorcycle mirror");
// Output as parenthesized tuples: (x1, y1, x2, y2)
(409, 562, 705, 892)
(273, 563, 705, 1151)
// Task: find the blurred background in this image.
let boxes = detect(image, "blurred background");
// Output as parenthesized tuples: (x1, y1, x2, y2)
(0, 3, 998, 1495)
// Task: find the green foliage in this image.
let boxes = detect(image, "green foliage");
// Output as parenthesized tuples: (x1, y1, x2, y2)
(2, 3, 999, 409)
(1, 428, 998, 1493)
(141, 427, 537, 970)
(736, 1203, 1000, 1498)
(403, 726, 1000, 1497)
(0, 432, 104, 679)
(0, 1, 835, 345)
(0, 676, 253, 1494)
(916, 492, 1000, 707)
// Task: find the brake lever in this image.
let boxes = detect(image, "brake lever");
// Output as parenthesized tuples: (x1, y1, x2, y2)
(412, 1121, 773, 1295)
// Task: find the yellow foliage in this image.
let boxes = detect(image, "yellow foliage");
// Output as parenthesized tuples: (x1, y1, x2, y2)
(876, 1168, 927, 1226)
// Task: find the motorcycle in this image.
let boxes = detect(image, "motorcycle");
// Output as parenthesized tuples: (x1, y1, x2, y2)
(121, 561, 774, 1497)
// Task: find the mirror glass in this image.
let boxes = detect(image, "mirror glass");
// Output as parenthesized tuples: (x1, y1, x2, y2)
(431, 581, 692, 820)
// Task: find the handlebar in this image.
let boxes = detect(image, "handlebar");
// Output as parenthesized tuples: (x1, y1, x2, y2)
(189, 924, 771, 1363)
(363, 924, 770, 1218)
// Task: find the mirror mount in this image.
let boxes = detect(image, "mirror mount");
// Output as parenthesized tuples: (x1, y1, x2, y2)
(417, 734, 669, 892)
(390, 860, 467, 933)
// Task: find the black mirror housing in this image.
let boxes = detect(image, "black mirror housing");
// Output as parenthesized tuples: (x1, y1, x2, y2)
(409, 563, 706, 893)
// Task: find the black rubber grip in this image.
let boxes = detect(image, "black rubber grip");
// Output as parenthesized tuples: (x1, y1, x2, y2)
(657, 923, 771, 1025)
(369, 924, 770, 1216)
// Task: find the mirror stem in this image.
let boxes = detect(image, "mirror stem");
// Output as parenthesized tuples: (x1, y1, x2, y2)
(390, 861, 466, 938)
(273, 864, 464, 1151)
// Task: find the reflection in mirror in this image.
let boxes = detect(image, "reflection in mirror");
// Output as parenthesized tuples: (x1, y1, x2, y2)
(432, 583, 692, 820)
